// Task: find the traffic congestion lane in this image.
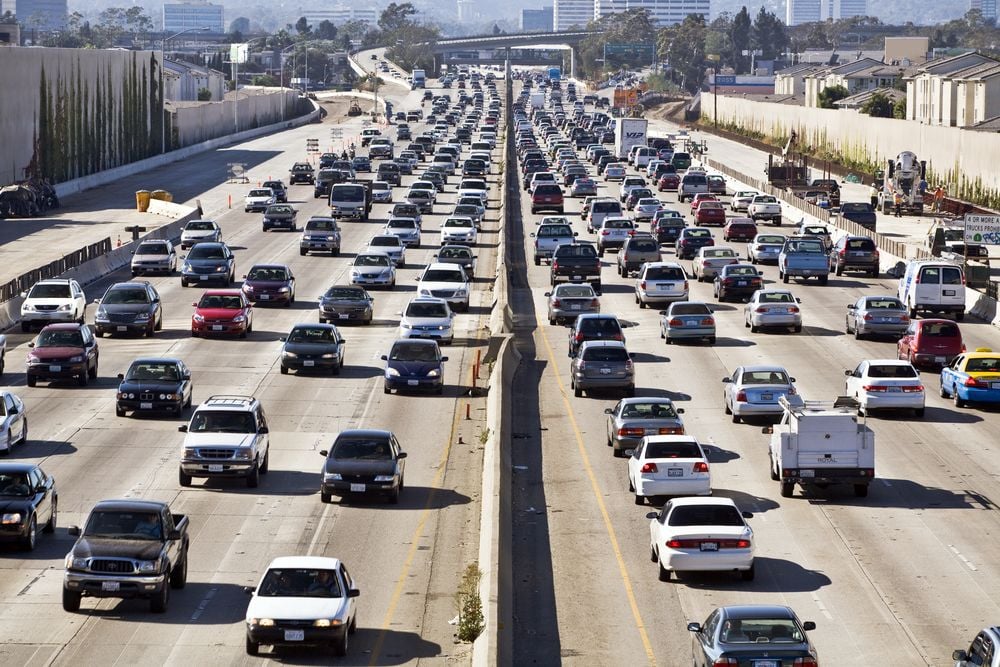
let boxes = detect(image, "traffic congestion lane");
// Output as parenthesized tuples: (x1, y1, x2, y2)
(0, 82, 503, 665)
(512, 107, 1000, 664)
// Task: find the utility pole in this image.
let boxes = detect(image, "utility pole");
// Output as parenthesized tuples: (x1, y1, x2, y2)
(160, 26, 210, 154)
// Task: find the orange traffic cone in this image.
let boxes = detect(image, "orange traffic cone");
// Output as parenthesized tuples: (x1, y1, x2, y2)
(116, 236, 122, 248)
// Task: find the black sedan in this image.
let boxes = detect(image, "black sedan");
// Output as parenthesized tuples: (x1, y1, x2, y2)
(280, 324, 346, 375)
(116, 358, 193, 417)
(319, 429, 407, 504)
(688, 605, 818, 667)
(93, 281, 163, 337)
(0, 463, 56, 551)
(713, 264, 764, 302)
(318, 285, 374, 325)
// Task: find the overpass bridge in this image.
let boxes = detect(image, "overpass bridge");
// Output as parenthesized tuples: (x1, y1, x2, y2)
(423, 30, 602, 78)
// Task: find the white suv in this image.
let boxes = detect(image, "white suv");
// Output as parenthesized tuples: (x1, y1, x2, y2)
(178, 395, 271, 488)
(20, 279, 87, 331)
(417, 263, 471, 312)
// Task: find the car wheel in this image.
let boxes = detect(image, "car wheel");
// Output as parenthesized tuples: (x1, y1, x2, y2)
(170, 551, 188, 589)
(769, 454, 779, 480)
(708, 336, 716, 344)
(280, 365, 288, 375)
(300, 249, 308, 256)
(914, 407, 925, 418)
(573, 381, 582, 398)
(78, 372, 88, 387)
(333, 630, 349, 657)
(658, 559, 671, 582)
(750, 322, 759, 333)
(179, 469, 192, 487)
(628, 475, 634, 492)
(793, 325, 802, 334)
(21, 515, 36, 551)
(321, 491, 332, 504)
(62, 587, 82, 612)
(150, 580, 169, 613)
(781, 271, 789, 284)
(954, 392, 966, 408)
(116, 406, 126, 418)
(780, 481, 795, 498)
(246, 463, 260, 488)
(20, 322, 30, 333)
(854, 484, 869, 498)
(384, 384, 391, 395)
(731, 410, 740, 423)
(740, 562, 756, 581)
(181, 279, 188, 288)
(260, 449, 270, 474)
(835, 265, 843, 276)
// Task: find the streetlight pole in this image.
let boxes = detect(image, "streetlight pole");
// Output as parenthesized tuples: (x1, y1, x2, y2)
(278, 44, 295, 122)
(160, 26, 210, 154)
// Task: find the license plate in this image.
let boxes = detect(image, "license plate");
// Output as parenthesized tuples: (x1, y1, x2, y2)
(350, 483, 366, 492)
(284, 630, 305, 641)
(260, 294, 270, 300)
(700, 542, 718, 551)
(993, 382, 1000, 389)
(117, 326, 127, 332)
(935, 356, 946, 363)
(338, 314, 349, 319)
(800, 469, 815, 477)
(887, 386, 901, 392)
(407, 379, 420, 386)
(772, 307, 787, 313)
(303, 360, 315, 367)
(199, 275, 208, 280)
(761, 393, 773, 400)
(208, 464, 223, 473)
(212, 325, 223, 331)
(101, 581, 120, 592)
(754, 661, 779, 667)
(944, 290, 956, 296)
(570, 304, 581, 310)
(140, 402, 153, 409)
(667, 468, 683, 477)
(736, 280, 747, 286)
(599, 367, 612, 375)
(49, 365, 61, 372)
(572, 275, 583, 280)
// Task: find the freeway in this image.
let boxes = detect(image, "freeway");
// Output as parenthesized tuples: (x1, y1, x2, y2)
(0, 77, 500, 664)
(509, 89, 1000, 665)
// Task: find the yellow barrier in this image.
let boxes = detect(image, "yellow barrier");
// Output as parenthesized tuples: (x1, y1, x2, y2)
(150, 190, 173, 203)
(135, 190, 151, 212)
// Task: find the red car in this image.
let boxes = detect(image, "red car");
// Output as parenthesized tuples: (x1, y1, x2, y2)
(657, 173, 680, 191)
(241, 264, 296, 306)
(897, 319, 965, 367)
(26, 323, 100, 387)
(191, 289, 254, 338)
(694, 202, 727, 226)
(531, 184, 565, 214)
(690, 194, 719, 212)
(723, 218, 759, 241)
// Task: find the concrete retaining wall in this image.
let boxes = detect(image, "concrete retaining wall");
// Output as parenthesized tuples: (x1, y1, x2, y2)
(705, 94, 1000, 200)
(173, 87, 303, 146)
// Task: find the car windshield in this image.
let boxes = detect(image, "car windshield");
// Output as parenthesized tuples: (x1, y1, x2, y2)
(356, 254, 390, 267)
(867, 364, 918, 378)
(307, 219, 338, 231)
(188, 246, 226, 260)
(325, 287, 366, 300)
(0, 473, 31, 496)
(136, 242, 168, 255)
(103, 288, 150, 304)
(582, 346, 628, 362)
(760, 292, 795, 304)
(390, 342, 440, 361)
(446, 219, 474, 229)
(645, 441, 699, 458)
(187, 220, 215, 231)
(621, 402, 677, 419)
(668, 504, 744, 526)
(199, 295, 243, 309)
(29, 283, 71, 299)
(36, 329, 84, 347)
(720, 618, 804, 644)
(422, 269, 463, 282)
(742, 370, 790, 385)
(246, 267, 288, 281)
(258, 568, 343, 598)
(646, 266, 684, 280)
(406, 302, 449, 318)
(556, 285, 595, 298)
(370, 236, 400, 247)
(127, 362, 181, 381)
(866, 298, 903, 310)
(249, 190, 272, 197)
(84, 510, 162, 540)
(332, 436, 393, 460)
(288, 327, 337, 344)
(189, 410, 255, 433)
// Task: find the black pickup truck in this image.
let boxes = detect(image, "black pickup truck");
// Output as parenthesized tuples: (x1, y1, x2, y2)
(550, 243, 602, 292)
(63, 499, 190, 613)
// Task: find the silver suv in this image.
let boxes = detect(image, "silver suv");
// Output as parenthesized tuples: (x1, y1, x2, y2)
(178, 395, 270, 488)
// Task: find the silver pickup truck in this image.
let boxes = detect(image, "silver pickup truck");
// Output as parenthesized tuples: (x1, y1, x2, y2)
(748, 195, 783, 224)
(779, 237, 830, 284)
(531, 223, 578, 265)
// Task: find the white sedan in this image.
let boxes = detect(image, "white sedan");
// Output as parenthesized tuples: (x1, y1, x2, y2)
(744, 289, 802, 333)
(731, 190, 760, 212)
(844, 359, 925, 417)
(0, 390, 26, 454)
(626, 436, 711, 505)
(691, 246, 739, 282)
(440, 217, 478, 246)
(647, 497, 755, 582)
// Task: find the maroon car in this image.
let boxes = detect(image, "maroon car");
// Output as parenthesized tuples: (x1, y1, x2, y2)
(694, 202, 727, 226)
(897, 319, 965, 368)
(657, 172, 681, 191)
(26, 323, 99, 387)
(241, 264, 296, 306)
(723, 218, 759, 242)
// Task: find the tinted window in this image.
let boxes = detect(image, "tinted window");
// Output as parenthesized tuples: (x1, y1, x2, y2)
(865, 298, 903, 310)
(390, 342, 440, 361)
(582, 346, 629, 362)
(921, 322, 960, 337)
(187, 220, 215, 230)
(287, 327, 338, 343)
(188, 245, 227, 260)
(325, 287, 366, 299)
(645, 266, 684, 280)
(307, 219, 338, 231)
(671, 303, 711, 315)
(556, 245, 597, 258)
(942, 267, 963, 285)
(103, 288, 150, 304)
(867, 364, 918, 378)
(535, 185, 562, 195)
(683, 175, 707, 185)
(645, 442, 699, 458)
(668, 504, 743, 526)
(406, 302, 449, 318)
(741, 370, 789, 384)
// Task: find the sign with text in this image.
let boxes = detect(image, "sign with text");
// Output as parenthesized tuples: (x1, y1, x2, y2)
(964, 214, 1000, 244)
(230, 43, 249, 65)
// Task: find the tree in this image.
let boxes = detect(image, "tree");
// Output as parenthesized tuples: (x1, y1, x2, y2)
(706, 14, 734, 72)
(197, 87, 212, 101)
(818, 84, 849, 108)
(729, 7, 752, 74)
(893, 98, 907, 119)
(378, 2, 417, 34)
(659, 14, 707, 94)
(751, 7, 788, 60)
(315, 20, 337, 41)
(860, 92, 894, 117)
(576, 9, 658, 80)
(294, 17, 312, 36)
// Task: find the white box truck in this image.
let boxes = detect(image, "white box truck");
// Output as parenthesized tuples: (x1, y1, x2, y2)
(614, 118, 648, 159)
(765, 396, 875, 499)
(411, 69, 426, 89)
(530, 92, 545, 109)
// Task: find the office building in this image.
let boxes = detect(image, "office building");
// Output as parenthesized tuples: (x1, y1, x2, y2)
(554, 0, 594, 30)
(972, 0, 997, 20)
(595, 0, 710, 26)
(457, 0, 475, 22)
(163, 1, 224, 34)
(299, 6, 378, 26)
(786, 0, 821, 25)
(521, 6, 554, 31)
(833, 0, 867, 19)
(14, 0, 66, 31)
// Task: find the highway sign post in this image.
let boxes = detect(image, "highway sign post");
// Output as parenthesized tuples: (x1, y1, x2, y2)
(965, 214, 1000, 244)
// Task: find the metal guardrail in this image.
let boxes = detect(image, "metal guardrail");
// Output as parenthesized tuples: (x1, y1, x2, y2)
(0, 237, 112, 302)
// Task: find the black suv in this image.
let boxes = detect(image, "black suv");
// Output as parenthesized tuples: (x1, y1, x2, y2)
(289, 163, 315, 185)
(93, 281, 163, 337)
(261, 180, 287, 203)
(568, 314, 626, 358)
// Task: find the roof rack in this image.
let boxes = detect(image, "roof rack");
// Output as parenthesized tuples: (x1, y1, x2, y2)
(203, 395, 255, 406)
(779, 395, 861, 414)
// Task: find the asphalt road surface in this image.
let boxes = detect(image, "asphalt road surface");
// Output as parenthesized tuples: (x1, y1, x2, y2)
(0, 79, 499, 665)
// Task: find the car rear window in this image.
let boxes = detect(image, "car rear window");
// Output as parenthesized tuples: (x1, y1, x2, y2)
(742, 370, 789, 384)
(921, 322, 960, 337)
(966, 357, 1000, 372)
(865, 298, 903, 309)
(645, 266, 685, 280)
(629, 240, 658, 252)
(668, 504, 743, 527)
(760, 292, 794, 303)
(535, 185, 562, 195)
(683, 175, 706, 185)
(645, 442, 699, 458)
(556, 245, 597, 258)
(582, 346, 629, 362)
(539, 225, 573, 236)
(687, 229, 711, 238)
(605, 220, 632, 229)
(671, 303, 710, 315)
(593, 202, 622, 213)
(556, 285, 595, 298)
(867, 365, 918, 378)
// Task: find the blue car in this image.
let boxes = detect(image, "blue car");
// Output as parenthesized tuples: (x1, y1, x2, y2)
(382, 339, 448, 395)
(180, 242, 235, 287)
(939, 349, 1000, 407)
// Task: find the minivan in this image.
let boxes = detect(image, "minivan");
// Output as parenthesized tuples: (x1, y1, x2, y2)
(671, 152, 692, 171)
(588, 200, 624, 233)
(897, 260, 966, 320)
(634, 147, 656, 169)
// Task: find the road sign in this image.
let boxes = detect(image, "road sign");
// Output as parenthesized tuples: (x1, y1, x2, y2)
(605, 43, 655, 59)
(306, 138, 319, 154)
(230, 43, 249, 65)
(714, 75, 737, 86)
(330, 128, 343, 137)
(964, 214, 1000, 244)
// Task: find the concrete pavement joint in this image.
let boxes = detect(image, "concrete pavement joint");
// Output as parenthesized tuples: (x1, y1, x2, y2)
(948, 545, 978, 572)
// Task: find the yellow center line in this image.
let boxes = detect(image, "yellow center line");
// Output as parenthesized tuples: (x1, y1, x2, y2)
(535, 324, 658, 667)
(367, 377, 466, 665)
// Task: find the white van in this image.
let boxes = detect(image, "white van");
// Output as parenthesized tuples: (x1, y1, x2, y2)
(897, 260, 966, 320)
(588, 199, 624, 233)
(634, 147, 657, 169)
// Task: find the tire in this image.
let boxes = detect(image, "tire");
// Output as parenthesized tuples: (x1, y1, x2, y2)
(634, 493, 644, 506)
(300, 249, 308, 256)
(573, 382, 582, 398)
(854, 484, 869, 498)
(628, 475, 634, 491)
(44, 498, 56, 533)
(246, 463, 260, 488)
(170, 551, 188, 589)
(741, 562, 756, 581)
(333, 631, 349, 657)
(780, 481, 794, 498)
(245, 636, 261, 656)
(78, 372, 88, 387)
(534, 256, 540, 266)
(956, 311, 965, 322)
(708, 336, 716, 345)
(835, 265, 843, 276)
(21, 515, 36, 551)
(260, 449, 269, 474)
(954, 392, 966, 408)
(384, 384, 391, 395)
(781, 272, 789, 284)
(750, 322, 759, 333)
(150, 579, 170, 613)
(89, 360, 98, 379)
(940, 382, 949, 398)
(62, 587, 82, 612)
(179, 469, 192, 487)
(116, 406, 126, 417)
(819, 275, 829, 286)
(769, 455, 779, 480)
(658, 560, 671, 582)
(280, 365, 288, 375)
(21, 322, 30, 333)
(731, 411, 740, 424)
(389, 485, 400, 504)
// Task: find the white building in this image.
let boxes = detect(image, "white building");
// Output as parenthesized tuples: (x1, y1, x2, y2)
(905, 52, 1000, 126)
(299, 5, 378, 26)
(972, 0, 998, 21)
(162, 1, 224, 34)
(554, 0, 594, 30)
(622, 0, 710, 25)
(163, 58, 226, 102)
(786, 0, 821, 26)
(457, 0, 475, 22)
(834, 0, 868, 19)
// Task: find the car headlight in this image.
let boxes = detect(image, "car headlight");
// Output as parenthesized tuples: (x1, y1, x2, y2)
(193, 313, 205, 322)
(233, 314, 246, 323)
(453, 289, 468, 297)
(242, 284, 253, 292)
(386, 367, 400, 377)
(183, 447, 197, 458)
(350, 270, 360, 278)
(426, 368, 440, 377)
(95, 309, 109, 322)
(214, 266, 225, 272)
(373, 475, 394, 482)
(321, 353, 337, 359)
(278, 287, 290, 293)
(21, 303, 34, 312)
(160, 394, 176, 401)
(182, 263, 192, 272)
(234, 448, 253, 460)
(400, 323, 413, 329)
(314, 618, 344, 627)
(282, 351, 297, 358)
(70, 356, 83, 363)
(324, 472, 343, 481)
(57, 304, 72, 312)
(135, 312, 150, 321)
(419, 289, 431, 296)
(327, 235, 337, 241)
(250, 618, 275, 627)
(135, 560, 158, 573)
(1, 513, 22, 524)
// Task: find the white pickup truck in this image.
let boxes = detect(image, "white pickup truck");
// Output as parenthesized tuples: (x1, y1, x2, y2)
(764, 396, 875, 499)
(748, 194, 783, 225)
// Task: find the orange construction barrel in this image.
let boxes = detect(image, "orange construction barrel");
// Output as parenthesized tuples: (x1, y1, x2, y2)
(135, 190, 151, 212)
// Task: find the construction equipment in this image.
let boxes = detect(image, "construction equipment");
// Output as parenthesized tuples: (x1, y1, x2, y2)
(0, 179, 59, 218)
(347, 100, 362, 117)
(765, 131, 809, 189)
(878, 151, 926, 215)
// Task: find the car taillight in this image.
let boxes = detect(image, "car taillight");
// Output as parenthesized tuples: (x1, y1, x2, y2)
(965, 377, 986, 387)
(789, 306, 800, 313)
(863, 313, 873, 321)
(692, 461, 709, 473)
(591, 299, 600, 307)
(873, 250, 880, 259)
(552, 261, 559, 270)
(962, 344, 967, 352)
(601, 229, 610, 235)
(863, 385, 888, 392)
(640, 462, 658, 473)
(900, 314, 910, 322)
(618, 427, 645, 437)
(793, 658, 818, 667)
(658, 427, 684, 435)
(756, 307, 768, 313)
(724, 278, 735, 285)
(839, 249, 847, 257)
(640, 280, 647, 289)
(669, 318, 683, 326)
(701, 318, 715, 325)
(736, 390, 747, 401)
(625, 359, 633, 371)
(683, 281, 689, 290)
(612, 333, 623, 340)
(719, 539, 751, 548)
(552, 299, 561, 308)
(901, 385, 924, 392)
(575, 332, 584, 341)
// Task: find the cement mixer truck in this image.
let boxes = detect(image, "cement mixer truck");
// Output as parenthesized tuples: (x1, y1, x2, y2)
(878, 151, 926, 216)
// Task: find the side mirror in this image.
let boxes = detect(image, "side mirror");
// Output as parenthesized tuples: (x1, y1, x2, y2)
(645, 511, 659, 520)
(398, 452, 408, 459)
(441, 356, 449, 362)
(624, 449, 635, 458)
(953, 650, 969, 661)
(347, 588, 361, 598)
(762, 426, 773, 434)
(279, 337, 287, 342)
(380, 355, 388, 361)
(529, 233, 536, 238)
(117, 373, 125, 380)
(742, 511, 753, 519)
(844, 369, 852, 376)
(721, 377, 731, 383)
(19, 291, 26, 298)
(319, 450, 329, 457)
(68, 526, 80, 536)
(192, 302, 198, 307)
(243, 586, 255, 596)
(92, 298, 101, 304)
(603, 408, 613, 415)
(27, 342, 34, 348)
(178, 425, 188, 433)
(658, 311, 667, 316)
(847, 304, 856, 309)
(802, 621, 816, 631)
(260, 427, 269, 434)
(790, 377, 796, 383)
(168, 529, 181, 540)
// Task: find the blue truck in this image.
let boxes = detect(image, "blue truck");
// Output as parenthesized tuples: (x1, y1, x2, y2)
(548, 67, 561, 81)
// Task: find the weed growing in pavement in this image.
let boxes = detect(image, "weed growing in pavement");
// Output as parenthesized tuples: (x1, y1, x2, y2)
(455, 563, 485, 642)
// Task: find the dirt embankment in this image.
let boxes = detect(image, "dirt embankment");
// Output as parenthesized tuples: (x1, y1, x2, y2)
(317, 96, 378, 123)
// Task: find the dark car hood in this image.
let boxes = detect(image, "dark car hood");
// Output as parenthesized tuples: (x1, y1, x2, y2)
(30, 346, 84, 359)
(325, 459, 397, 475)
(118, 379, 183, 392)
(0, 497, 32, 513)
(72, 536, 163, 560)
(186, 259, 229, 269)
(245, 280, 290, 290)
(102, 303, 152, 315)
(284, 341, 340, 355)
(387, 360, 440, 375)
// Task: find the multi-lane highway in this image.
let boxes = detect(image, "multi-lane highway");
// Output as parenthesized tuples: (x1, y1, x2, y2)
(508, 81, 1000, 666)
(0, 77, 500, 665)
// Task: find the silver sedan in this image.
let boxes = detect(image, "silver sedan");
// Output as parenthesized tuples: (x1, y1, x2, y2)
(747, 233, 787, 264)
(546, 283, 600, 324)
(846, 295, 910, 340)
(604, 397, 685, 457)
(744, 289, 802, 333)
(722, 365, 804, 422)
